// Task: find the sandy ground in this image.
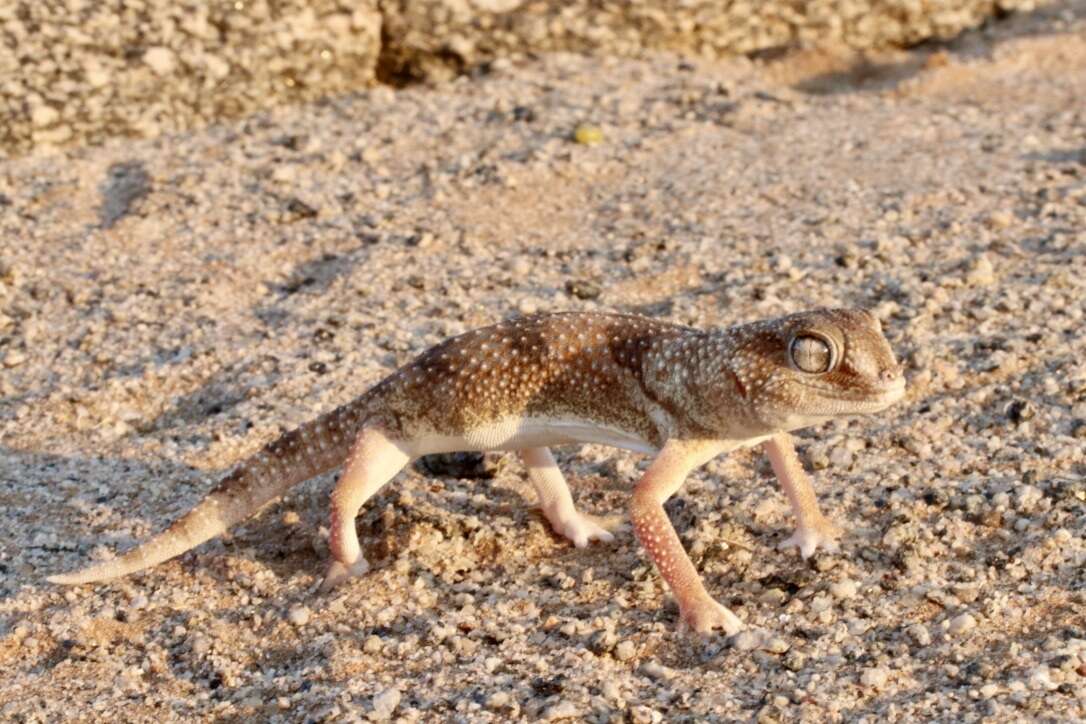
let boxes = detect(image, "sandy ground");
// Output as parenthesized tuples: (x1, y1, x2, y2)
(2, 5, 1086, 722)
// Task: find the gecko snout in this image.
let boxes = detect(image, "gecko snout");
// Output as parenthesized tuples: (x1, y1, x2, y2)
(877, 365, 907, 403)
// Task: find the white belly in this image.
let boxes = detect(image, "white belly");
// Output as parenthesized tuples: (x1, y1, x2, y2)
(408, 416, 657, 457)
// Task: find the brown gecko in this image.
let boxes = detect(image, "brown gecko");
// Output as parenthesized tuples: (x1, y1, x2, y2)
(49, 309, 905, 634)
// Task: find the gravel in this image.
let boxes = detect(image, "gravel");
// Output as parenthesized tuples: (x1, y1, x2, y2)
(0, 0, 382, 156)
(1, 3, 1085, 721)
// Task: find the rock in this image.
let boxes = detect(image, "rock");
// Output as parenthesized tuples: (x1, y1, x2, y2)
(733, 630, 763, 651)
(541, 700, 578, 720)
(907, 623, 932, 647)
(947, 613, 977, 636)
(587, 629, 617, 654)
(860, 667, 889, 688)
(830, 579, 859, 599)
(286, 605, 310, 627)
(966, 254, 996, 286)
(371, 688, 401, 719)
(614, 640, 636, 661)
(378, 1, 1035, 84)
(572, 124, 604, 145)
(639, 660, 675, 680)
(783, 651, 807, 671)
(987, 209, 1015, 228)
(30, 105, 59, 128)
(143, 47, 177, 75)
(1028, 666, 1057, 691)
(565, 279, 602, 300)
(629, 705, 663, 724)
(1071, 419, 1086, 439)
(487, 691, 511, 709)
(1005, 399, 1036, 424)
(764, 637, 790, 654)
(189, 634, 211, 656)
(2, 0, 382, 155)
(99, 161, 151, 228)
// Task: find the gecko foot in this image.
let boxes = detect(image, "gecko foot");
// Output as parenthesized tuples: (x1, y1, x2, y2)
(678, 596, 744, 636)
(319, 557, 370, 592)
(544, 508, 615, 548)
(778, 518, 842, 559)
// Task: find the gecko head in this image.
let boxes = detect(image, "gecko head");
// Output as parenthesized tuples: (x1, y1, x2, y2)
(736, 308, 906, 431)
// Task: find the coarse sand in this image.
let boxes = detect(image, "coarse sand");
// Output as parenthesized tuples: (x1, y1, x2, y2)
(1, 4, 1085, 722)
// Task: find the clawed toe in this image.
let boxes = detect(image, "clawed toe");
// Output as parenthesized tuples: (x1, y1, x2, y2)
(319, 557, 370, 592)
(679, 597, 744, 636)
(778, 520, 842, 559)
(550, 512, 615, 548)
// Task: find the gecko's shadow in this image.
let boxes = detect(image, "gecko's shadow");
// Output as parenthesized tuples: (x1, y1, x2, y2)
(0, 446, 275, 601)
(3, 442, 550, 604)
(4, 442, 558, 700)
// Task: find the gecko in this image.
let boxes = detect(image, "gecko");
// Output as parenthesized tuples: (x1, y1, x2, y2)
(49, 308, 905, 635)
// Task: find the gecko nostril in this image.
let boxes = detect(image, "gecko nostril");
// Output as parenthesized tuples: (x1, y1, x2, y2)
(880, 368, 899, 383)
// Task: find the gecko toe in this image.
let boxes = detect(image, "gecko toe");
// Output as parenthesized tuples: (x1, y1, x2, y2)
(779, 520, 842, 559)
(319, 558, 370, 592)
(679, 597, 744, 636)
(548, 510, 616, 548)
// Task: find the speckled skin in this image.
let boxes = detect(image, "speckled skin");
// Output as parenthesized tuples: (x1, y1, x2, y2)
(367, 309, 898, 445)
(49, 309, 906, 635)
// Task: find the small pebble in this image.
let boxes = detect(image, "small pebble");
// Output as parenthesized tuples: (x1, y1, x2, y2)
(860, 667, 889, 688)
(966, 255, 995, 286)
(371, 688, 401, 720)
(487, 691, 510, 710)
(286, 605, 310, 627)
(907, 623, 932, 647)
(640, 660, 674, 680)
(542, 700, 578, 720)
(987, 209, 1015, 228)
(733, 630, 762, 651)
(1028, 666, 1057, 691)
(189, 635, 211, 657)
(614, 640, 636, 661)
(948, 613, 977, 636)
(764, 637, 790, 654)
(830, 579, 859, 600)
(573, 124, 604, 145)
(143, 47, 177, 75)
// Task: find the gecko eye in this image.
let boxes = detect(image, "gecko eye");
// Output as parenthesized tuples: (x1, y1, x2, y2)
(789, 334, 835, 373)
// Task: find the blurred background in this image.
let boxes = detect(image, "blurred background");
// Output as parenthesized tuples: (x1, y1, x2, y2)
(1, 0, 1045, 157)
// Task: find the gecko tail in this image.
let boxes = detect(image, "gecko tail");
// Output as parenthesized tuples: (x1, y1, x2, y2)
(48, 406, 363, 585)
(46, 493, 239, 585)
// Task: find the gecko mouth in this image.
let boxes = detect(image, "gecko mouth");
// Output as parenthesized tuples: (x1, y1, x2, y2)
(795, 377, 906, 410)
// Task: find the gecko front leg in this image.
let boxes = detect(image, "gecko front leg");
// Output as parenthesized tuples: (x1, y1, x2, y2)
(519, 446, 614, 548)
(764, 433, 841, 558)
(629, 439, 742, 635)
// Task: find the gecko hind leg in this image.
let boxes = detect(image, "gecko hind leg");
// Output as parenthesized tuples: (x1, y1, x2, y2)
(519, 446, 614, 548)
(320, 427, 412, 591)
